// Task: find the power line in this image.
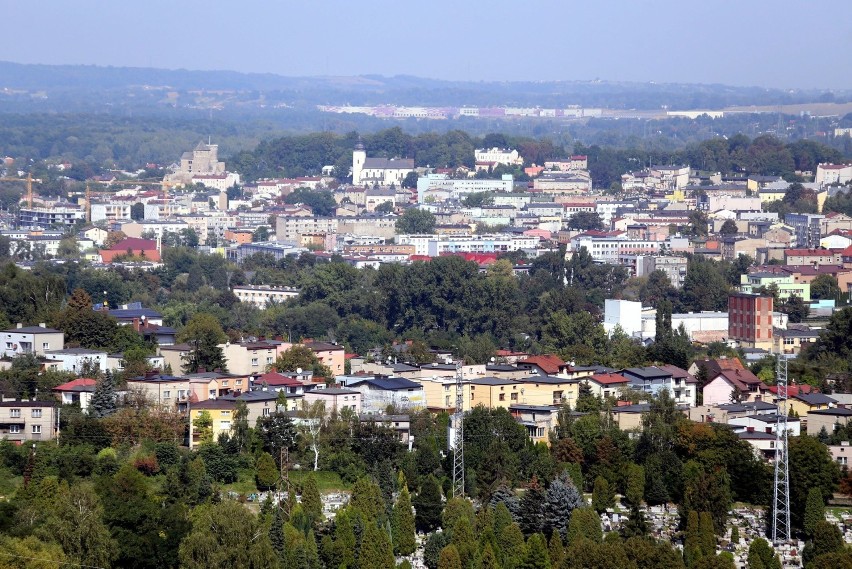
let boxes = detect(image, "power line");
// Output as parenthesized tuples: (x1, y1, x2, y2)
(772, 355, 791, 546)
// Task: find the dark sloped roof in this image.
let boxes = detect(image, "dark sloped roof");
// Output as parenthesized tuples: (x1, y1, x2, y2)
(350, 377, 422, 390)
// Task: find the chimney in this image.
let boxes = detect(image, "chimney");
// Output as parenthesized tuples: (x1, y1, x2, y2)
(16, 323, 22, 329)
(198, 367, 206, 373)
(747, 426, 754, 432)
(38, 323, 46, 328)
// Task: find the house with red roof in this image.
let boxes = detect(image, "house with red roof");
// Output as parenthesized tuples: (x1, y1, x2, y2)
(99, 237, 160, 263)
(690, 357, 767, 405)
(581, 372, 630, 398)
(53, 378, 97, 412)
(516, 355, 565, 376)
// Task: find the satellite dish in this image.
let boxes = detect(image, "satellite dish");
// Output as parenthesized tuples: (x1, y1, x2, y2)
(296, 367, 303, 375)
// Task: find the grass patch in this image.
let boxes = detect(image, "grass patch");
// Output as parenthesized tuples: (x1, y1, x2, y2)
(223, 469, 260, 495)
(290, 470, 350, 492)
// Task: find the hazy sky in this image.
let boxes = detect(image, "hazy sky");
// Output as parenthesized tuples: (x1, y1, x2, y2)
(2, 0, 850, 89)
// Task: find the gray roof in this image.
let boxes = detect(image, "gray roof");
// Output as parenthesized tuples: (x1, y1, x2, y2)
(795, 393, 838, 406)
(3, 326, 61, 334)
(469, 377, 518, 386)
(809, 407, 852, 416)
(363, 157, 414, 170)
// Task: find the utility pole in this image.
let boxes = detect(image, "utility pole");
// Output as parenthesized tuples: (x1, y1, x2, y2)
(452, 361, 465, 498)
(772, 355, 791, 545)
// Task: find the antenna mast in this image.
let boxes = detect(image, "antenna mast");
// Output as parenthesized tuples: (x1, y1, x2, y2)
(772, 355, 791, 545)
(452, 361, 465, 498)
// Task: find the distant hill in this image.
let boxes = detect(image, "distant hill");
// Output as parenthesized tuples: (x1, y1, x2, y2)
(1, 61, 849, 113)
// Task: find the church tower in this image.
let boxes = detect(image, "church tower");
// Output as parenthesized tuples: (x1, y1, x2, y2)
(352, 136, 366, 186)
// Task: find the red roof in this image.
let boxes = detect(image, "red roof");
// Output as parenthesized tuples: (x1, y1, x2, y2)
(256, 372, 303, 387)
(587, 373, 629, 385)
(784, 248, 835, 257)
(767, 384, 814, 397)
(518, 355, 565, 375)
(53, 378, 97, 391)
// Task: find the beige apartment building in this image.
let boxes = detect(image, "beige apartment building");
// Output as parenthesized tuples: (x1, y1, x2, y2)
(0, 400, 58, 442)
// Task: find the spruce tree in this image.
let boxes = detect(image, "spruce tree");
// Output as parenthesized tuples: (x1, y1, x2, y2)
(89, 370, 117, 418)
(729, 525, 739, 545)
(519, 477, 546, 535)
(413, 475, 443, 533)
(544, 470, 582, 539)
(269, 507, 285, 559)
(392, 485, 416, 556)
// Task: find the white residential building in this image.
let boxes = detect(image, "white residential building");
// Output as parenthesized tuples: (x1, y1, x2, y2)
(232, 285, 301, 308)
(396, 233, 541, 256)
(474, 147, 523, 167)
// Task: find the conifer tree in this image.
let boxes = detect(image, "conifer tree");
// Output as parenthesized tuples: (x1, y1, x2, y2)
(520, 533, 552, 569)
(450, 515, 476, 569)
(301, 474, 323, 525)
(269, 507, 285, 559)
(89, 370, 117, 418)
(392, 484, 416, 556)
(803, 486, 825, 539)
(591, 476, 615, 513)
(493, 502, 515, 536)
(413, 475, 443, 532)
(519, 477, 546, 535)
(748, 538, 781, 569)
(480, 543, 500, 569)
(548, 532, 565, 568)
(438, 545, 463, 569)
(499, 523, 527, 569)
(358, 521, 394, 569)
(566, 507, 601, 545)
(544, 470, 582, 539)
(698, 512, 716, 557)
(684, 510, 702, 567)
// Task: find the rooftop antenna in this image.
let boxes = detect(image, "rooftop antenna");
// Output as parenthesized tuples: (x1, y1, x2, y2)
(452, 360, 465, 498)
(772, 355, 791, 546)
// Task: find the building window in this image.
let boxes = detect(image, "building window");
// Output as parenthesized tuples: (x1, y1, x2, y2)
(42, 343, 49, 350)
(236, 380, 243, 386)
(9, 425, 20, 434)
(10, 409, 20, 418)
(162, 391, 171, 399)
(221, 381, 228, 387)
(31, 409, 42, 418)
(499, 394, 505, 401)
(251, 358, 258, 366)
(220, 421, 231, 430)
(263, 408, 271, 416)
(32, 425, 41, 434)
(511, 393, 518, 401)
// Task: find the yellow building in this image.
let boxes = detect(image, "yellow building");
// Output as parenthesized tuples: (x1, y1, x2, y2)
(469, 377, 522, 409)
(787, 392, 838, 425)
(515, 376, 580, 408)
(189, 400, 236, 448)
(419, 376, 473, 412)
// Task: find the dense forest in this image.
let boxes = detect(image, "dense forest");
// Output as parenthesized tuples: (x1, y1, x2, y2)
(1, 113, 851, 182)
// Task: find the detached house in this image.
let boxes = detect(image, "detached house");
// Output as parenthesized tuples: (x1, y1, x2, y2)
(1, 324, 64, 358)
(53, 378, 97, 412)
(346, 376, 425, 414)
(0, 400, 57, 442)
(690, 357, 766, 405)
(620, 366, 697, 406)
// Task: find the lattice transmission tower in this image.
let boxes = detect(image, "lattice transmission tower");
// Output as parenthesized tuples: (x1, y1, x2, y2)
(452, 362, 465, 498)
(772, 355, 791, 544)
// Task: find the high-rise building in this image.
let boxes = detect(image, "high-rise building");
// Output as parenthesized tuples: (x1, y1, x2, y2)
(728, 293, 773, 350)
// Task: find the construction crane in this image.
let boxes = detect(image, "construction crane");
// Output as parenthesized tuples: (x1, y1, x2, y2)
(0, 173, 40, 208)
